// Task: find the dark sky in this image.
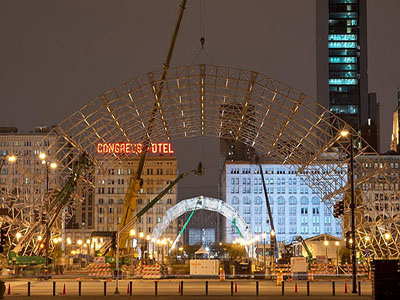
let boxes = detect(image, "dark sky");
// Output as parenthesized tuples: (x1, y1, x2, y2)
(0, 0, 399, 152)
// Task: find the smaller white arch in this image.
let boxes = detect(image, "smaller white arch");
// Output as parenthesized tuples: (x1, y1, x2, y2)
(152, 195, 253, 241)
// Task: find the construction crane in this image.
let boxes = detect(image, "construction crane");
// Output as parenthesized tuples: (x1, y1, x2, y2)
(98, 162, 202, 255)
(118, 0, 187, 250)
(10, 153, 89, 257)
(256, 156, 278, 262)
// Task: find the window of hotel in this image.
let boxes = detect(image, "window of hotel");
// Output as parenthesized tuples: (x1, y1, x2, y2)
(312, 197, 320, 205)
(288, 197, 297, 205)
(300, 197, 309, 205)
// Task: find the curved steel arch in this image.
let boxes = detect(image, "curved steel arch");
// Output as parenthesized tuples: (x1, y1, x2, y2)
(11, 64, 400, 258)
(152, 195, 252, 241)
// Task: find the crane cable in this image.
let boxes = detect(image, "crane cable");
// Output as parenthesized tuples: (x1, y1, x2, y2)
(192, 0, 214, 64)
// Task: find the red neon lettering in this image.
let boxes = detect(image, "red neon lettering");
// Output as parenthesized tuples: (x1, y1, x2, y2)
(97, 142, 173, 154)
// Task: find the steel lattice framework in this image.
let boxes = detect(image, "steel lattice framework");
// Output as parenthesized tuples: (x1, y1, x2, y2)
(152, 196, 252, 240)
(10, 64, 400, 258)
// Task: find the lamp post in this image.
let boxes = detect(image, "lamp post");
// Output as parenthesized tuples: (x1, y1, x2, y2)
(270, 229, 276, 275)
(335, 241, 340, 275)
(39, 152, 57, 278)
(66, 238, 72, 268)
(129, 229, 136, 275)
(324, 240, 329, 260)
(384, 232, 391, 258)
(146, 235, 151, 263)
(139, 232, 144, 263)
(340, 130, 357, 294)
(261, 232, 267, 271)
(0, 155, 17, 174)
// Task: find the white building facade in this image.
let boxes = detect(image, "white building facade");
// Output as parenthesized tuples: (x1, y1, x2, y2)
(223, 161, 342, 244)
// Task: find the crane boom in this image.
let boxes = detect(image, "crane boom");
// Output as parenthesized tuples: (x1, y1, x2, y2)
(256, 156, 278, 253)
(118, 0, 187, 248)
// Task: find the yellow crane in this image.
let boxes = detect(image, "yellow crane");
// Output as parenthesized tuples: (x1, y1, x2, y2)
(118, 0, 187, 250)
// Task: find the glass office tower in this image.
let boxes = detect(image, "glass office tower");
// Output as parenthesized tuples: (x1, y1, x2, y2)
(317, 0, 379, 151)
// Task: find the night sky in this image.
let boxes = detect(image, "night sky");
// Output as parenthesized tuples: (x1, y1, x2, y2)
(0, 0, 399, 152)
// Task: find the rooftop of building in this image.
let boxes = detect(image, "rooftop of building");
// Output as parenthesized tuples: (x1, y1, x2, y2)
(0, 126, 54, 135)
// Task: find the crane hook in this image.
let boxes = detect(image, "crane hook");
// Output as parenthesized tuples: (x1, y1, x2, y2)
(200, 37, 205, 48)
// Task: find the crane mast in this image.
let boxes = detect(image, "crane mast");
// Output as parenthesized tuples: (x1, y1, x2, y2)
(118, 0, 187, 249)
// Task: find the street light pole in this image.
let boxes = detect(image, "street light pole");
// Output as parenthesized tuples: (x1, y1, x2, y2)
(340, 130, 357, 294)
(262, 232, 266, 271)
(115, 230, 120, 294)
(335, 241, 339, 275)
(44, 164, 50, 278)
(39, 153, 57, 280)
(348, 132, 357, 294)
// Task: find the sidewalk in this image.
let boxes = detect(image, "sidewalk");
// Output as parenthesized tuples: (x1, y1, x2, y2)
(4, 296, 372, 300)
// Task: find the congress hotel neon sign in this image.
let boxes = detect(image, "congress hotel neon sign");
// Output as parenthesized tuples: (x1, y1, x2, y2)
(97, 143, 174, 154)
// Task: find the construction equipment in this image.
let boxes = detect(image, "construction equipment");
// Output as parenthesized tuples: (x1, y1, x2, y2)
(118, 0, 187, 251)
(256, 156, 278, 267)
(98, 162, 202, 255)
(293, 236, 314, 267)
(10, 153, 90, 257)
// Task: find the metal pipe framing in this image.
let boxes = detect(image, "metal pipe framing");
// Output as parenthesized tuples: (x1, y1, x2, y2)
(3, 64, 400, 258)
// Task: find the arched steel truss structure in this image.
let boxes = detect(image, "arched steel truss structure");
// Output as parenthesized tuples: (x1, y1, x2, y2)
(152, 195, 252, 241)
(4, 64, 400, 258)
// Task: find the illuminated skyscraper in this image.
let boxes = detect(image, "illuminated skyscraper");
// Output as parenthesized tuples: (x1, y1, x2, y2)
(316, 0, 379, 151)
(390, 88, 400, 152)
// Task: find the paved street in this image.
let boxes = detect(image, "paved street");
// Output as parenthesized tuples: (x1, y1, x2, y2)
(2, 279, 372, 298)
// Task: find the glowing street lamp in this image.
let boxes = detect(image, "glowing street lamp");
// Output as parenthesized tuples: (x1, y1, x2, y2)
(7, 155, 17, 163)
(77, 240, 83, 246)
(16, 232, 22, 240)
(129, 229, 136, 237)
(261, 232, 267, 270)
(384, 233, 391, 241)
(339, 128, 357, 294)
(335, 241, 340, 274)
(324, 240, 329, 258)
(39, 152, 46, 161)
(340, 129, 349, 137)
